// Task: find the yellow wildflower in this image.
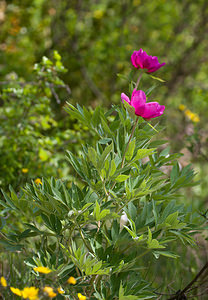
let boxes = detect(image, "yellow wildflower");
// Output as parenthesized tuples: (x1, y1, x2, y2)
(179, 104, 186, 111)
(184, 109, 193, 117)
(22, 287, 39, 300)
(0, 276, 7, 287)
(34, 178, 42, 185)
(22, 168, 29, 173)
(10, 287, 22, 296)
(184, 109, 200, 123)
(78, 293, 87, 300)
(43, 286, 57, 298)
(192, 115, 200, 123)
(67, 276, 77, 285)
(33, 266, 52, 274)
(57, 287, 65, 294)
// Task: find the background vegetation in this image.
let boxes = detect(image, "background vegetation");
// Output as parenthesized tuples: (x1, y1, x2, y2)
(0, 0, 208, 299)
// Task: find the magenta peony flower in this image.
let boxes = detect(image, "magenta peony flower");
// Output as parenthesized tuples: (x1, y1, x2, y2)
(131, 49, 165, 73)
(121, 89, 165, 119)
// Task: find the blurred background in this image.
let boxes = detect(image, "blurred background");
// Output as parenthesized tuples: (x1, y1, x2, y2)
(0, 0, 208, 295)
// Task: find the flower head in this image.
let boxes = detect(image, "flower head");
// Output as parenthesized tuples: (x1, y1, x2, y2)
(67, 276, 77, 285)
(34, 178, 42, 185)
(43, 286, 57, 298)
(131, 49, 165, 73)
(57, 287, 65, 294)
(10, 287, 22, 296)
(179, 104, 186, 111)
(22, 168, 29, 173)
(33, 266, 52, 274)
(121, 89, 165, 119)
(22, 287, 39, 300)
(0, 276, 7, 287)
(184, 109, 200, 123)
(78, 293, 87, 300)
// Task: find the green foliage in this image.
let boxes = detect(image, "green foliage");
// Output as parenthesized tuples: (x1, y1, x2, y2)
(0, 51, 85, 191)
(0, 1, 208, 297)
(0, 98, 205, 298)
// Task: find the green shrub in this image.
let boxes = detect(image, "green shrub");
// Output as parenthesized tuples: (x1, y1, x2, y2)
(0, 67, 206, 298)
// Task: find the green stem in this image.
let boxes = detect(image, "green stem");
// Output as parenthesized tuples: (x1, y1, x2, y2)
(120, 116, 139, 169)
(109, 117, 139, 194)
(78, 225, 93, 254)
(134, 249, 150, 260)
(135, 72, 143, 89)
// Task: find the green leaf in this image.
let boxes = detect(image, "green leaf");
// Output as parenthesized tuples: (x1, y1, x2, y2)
(94, 201, 100, 221)
(153, 251, 179, 259)
(133, 148, 155, 161)
(98, 143, 113, 170)
(149, 75, 165, 82)
(148, 239, 165, 249)
(165, 212, 179, 226)
(39, 148, 50, 162)
(125, 139, 135, 161)
(101, 116, 112, 136)
(115, 175, 129, 182)
(123, 226, 137, 239)
(145, 84, 158, 96)
(99, 209, 110, 220)
(119, 283, 138, 300)
(88, 147, 98, 168)
(148, 227, 152, 244)
(109, 160, 117, 177)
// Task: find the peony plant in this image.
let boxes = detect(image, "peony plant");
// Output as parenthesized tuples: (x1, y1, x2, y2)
(0, 50, 206, 300)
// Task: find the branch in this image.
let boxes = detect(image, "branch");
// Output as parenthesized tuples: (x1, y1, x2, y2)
(166, 262, 208, 300)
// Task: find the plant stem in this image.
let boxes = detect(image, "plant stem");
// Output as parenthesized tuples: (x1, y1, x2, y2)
(109, 117, 139, 194)
(78, 225, 93, 254)
(135, 72, 143, 89)
(120, 116, 139, 169)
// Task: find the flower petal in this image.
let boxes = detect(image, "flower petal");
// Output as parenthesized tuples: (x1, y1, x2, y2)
(141, 102, 165, 119)
(131, 49, 165, 73)
(147, 62, 166, 73)
(131, 89, 146, 116)
(121, 93, 130, 104)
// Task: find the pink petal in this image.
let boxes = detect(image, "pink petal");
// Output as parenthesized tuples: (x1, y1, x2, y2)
(141, 102, 165, 119)
(131, 89, 146, 116)
(148, 62, 166, 73)
(131, 52, 139, 68)
(121, 93, 130, 104)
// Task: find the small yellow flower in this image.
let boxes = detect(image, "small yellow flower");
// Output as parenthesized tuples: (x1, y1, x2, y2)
(10, 287, 22, 296)
(43, 286, 57, 298)
(57, 287, 65, 294)
(192, 115, 200, 123)
(0, 276, 7, 287)
(22, 168, 29, 173)
(33, 266, 52, 274)
(22, 287, 39, 300)
(34, 178, 42, 185)
(67, 276, 77, 285)
(184, 109, 193, 118)
(78, 293, 87, 300)
(184, 109, 200, 123)
(179, 104, 186, 111)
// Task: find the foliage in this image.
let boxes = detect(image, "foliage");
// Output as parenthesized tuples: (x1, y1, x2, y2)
(0, 0, 208, 298)
(0, 51, 85, 191)
(0, 87, 205, 298)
